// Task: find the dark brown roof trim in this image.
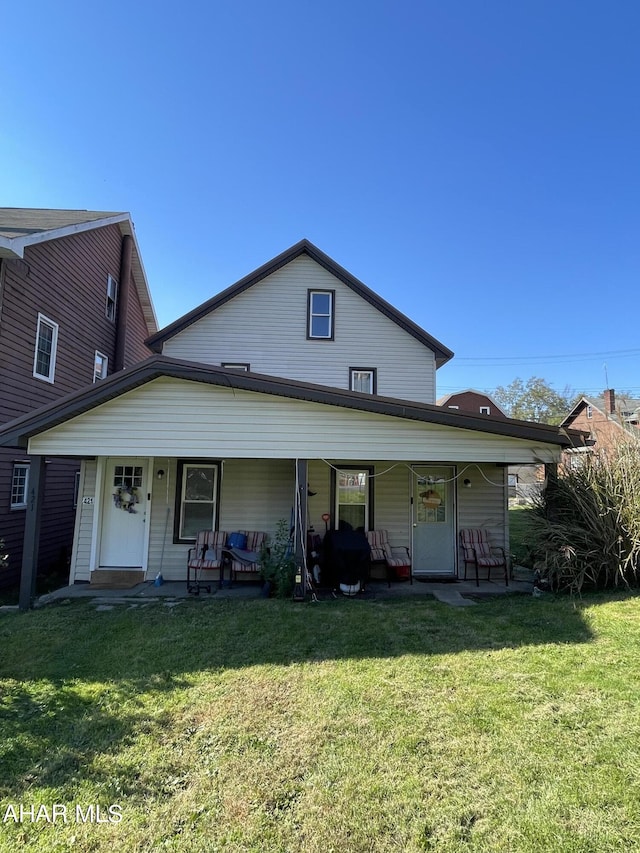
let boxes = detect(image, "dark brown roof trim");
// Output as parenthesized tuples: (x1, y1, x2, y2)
(146, 239, 455, 367)
(0, 356, 583, 450)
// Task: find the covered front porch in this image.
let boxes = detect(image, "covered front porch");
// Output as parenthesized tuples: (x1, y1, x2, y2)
(67, 455, 514, 589)
(0, 357, 577, 608)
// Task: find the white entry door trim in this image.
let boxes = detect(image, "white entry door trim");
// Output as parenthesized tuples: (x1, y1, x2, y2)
(92, 457, 151, 572)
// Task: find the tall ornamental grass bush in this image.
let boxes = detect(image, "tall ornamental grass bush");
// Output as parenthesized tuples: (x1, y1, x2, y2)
(531, 439, 640, 592)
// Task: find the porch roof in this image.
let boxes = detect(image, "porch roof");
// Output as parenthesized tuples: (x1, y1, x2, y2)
(0, 356, 585, 451)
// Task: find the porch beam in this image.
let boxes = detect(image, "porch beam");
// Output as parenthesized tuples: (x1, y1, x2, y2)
(19, 455, 46, 611)
(295, 459, 308, 597)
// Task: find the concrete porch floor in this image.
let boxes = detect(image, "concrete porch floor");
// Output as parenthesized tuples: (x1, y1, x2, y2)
(33, 569, 534, 609)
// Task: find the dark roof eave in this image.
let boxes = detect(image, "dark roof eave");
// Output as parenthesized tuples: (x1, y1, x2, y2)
(145, 240, 454, 366)
(0, 356, 578, 450)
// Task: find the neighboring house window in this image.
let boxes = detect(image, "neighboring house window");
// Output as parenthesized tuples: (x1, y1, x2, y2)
(307, 290, 335, 339)
(175, 461, 220, 541)
(106, 274, 118, 322)
(221, 363, 250, 371)
(33, 313, 58, 382)
(10, 463, 29, 509)
(333, 466, 373, 531)
(94, 351, 108, 382)
(350, 368, 377, 394)
(448, 405, 459, 409)
(480, 406, 491, 415)
(586, 405, 593, 419)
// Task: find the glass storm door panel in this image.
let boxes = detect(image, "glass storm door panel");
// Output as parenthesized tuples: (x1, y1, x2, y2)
(99, 459, 148, 568)
(412, 466, 456, 576)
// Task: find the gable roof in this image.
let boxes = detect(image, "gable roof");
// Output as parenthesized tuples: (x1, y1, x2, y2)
(0, 208, 158, 336)
(561, 393, 640, 429)
(146, 239, 454, 367)
(436, 389, 508, 416)
(0, 355, 585, 451)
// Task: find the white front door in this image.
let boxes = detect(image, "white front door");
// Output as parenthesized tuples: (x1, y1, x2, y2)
(412, 466, 456, 577)
(99, 459, 149, 568)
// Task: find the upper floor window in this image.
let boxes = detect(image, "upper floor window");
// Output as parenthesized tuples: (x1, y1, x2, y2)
(586, 405, 593, 419)
(106, 274, 118, 322)
(94, 351, 109, 382)
(307, 290, 334, 339)
(33, 313, 58, 383)
(350, 368, 377, 394)
(480, 406, 490, 415)
(11, 463, 29, 509)
(221, 362, 250, 371)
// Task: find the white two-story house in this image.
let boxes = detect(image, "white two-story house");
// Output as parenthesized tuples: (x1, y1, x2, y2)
(0, 239, 581, 594)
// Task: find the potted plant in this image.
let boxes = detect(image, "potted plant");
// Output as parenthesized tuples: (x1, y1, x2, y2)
(260, 518, 297, 598)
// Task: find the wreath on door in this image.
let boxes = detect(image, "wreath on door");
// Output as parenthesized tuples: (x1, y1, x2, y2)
(113, 485, 139, 513)
(419, 489, 442, 508)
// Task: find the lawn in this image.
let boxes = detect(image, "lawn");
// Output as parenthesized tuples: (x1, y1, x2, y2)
(2, 593, 640, 852)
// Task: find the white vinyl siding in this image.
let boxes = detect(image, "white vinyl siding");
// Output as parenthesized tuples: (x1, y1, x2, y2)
(457, 465, 507, 553)
(162, 256, 438, 404)
(28, 377, 564, 465)
(69, 460, 97, 582)
(145, 457, 294, 581)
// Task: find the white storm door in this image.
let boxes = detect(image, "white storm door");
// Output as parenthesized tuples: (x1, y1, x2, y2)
(99, 459, 148, 568)
(412, 466, 456, 577)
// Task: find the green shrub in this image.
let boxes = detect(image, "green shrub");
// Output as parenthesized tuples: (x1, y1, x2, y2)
(530, 440, 640, 592)
(260, 518, 297, 598)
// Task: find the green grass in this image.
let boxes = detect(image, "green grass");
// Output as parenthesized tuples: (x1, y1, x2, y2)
(2, 594, 640, 851)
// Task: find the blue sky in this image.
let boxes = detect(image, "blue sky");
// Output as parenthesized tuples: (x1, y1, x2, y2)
(2, 0, 639, 401)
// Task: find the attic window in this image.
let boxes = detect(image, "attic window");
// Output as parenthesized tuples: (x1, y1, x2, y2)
(586, 405, 593, 419)
(480, 406, 490, 415)
(307, 290, 334, 339)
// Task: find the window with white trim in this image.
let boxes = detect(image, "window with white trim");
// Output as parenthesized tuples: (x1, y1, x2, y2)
(176, 461, 220, 541)
(33, 314, 58, 382)
(334, 466, 372, 531)
(94, 351, 108, 382)
(307, 290, 334, 339)
(349, 368, 376, 394)
(586, 405, 593, 419)
(11, 463, 29, 509)
(106, 274, 118, 322)
(480, 406, 490, 414)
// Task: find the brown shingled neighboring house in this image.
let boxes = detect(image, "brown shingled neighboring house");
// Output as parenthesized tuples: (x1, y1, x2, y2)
(0, 208, 157, 588)
(436, 389, 508, 418)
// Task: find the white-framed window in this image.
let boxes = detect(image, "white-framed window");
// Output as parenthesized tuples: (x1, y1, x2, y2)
(307, 290, 334, 339)
(106, 274, 118, 322)
(33, 313, 59, 382)
(221, 362, 250, 371)
(480, 406, 491, 415)
(448, 405, 459, 409)
(349, 368, 377, 394)
(586, 405, 593, 419)
(176, 461, 220, 541)
(94, 351, 108, 382)
(11, 463, 29, 509)
(334, 466, 372, 531)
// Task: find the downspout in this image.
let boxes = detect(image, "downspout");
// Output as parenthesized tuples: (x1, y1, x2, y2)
(114, 234, 133, 372)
